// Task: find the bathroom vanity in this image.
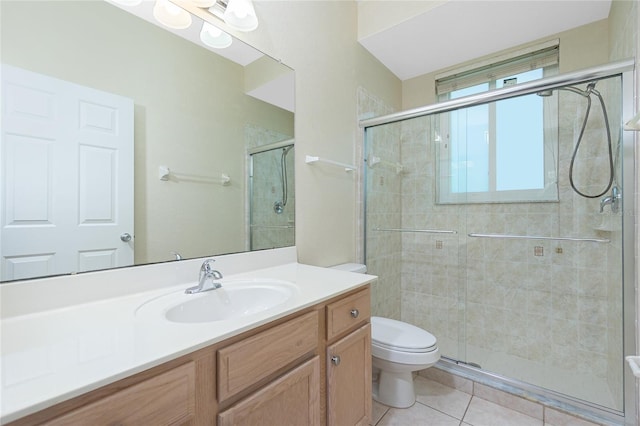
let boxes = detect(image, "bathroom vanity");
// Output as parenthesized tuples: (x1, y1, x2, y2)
(0, 248, 375, 425)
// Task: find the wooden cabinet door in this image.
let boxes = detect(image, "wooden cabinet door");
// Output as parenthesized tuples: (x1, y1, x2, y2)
(327, 324, 372, 426)
(218, 357, 321, 426)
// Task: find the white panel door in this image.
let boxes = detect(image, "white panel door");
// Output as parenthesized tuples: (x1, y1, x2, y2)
(1, 64, 134, 281)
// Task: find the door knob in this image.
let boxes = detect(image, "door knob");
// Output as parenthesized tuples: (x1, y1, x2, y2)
(120, 233, 132, 242)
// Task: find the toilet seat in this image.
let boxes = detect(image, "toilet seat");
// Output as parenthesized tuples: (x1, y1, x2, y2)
(371, 316, 437, 353)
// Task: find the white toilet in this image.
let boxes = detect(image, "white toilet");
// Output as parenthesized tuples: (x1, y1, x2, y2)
(371, 316, 440, 408)
(330, 263, 441, 408)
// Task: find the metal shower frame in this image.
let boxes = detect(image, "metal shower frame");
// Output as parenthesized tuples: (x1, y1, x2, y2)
(360, 59, 637, 425)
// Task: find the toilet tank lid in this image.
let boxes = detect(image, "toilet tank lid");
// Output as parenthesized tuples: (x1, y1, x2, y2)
(329, 263, 367, 273)
(371, 316, 437, 351)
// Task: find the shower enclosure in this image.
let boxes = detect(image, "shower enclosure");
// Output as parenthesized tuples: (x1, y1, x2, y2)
(362, 60, 635, 424)
(249, 141, 295, 251)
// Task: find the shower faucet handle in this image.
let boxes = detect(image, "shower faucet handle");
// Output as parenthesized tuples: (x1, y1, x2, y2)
(600, 186, 621, 213)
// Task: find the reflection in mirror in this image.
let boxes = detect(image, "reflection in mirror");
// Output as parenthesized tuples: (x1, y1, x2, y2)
(249, 141, 295, 251)
(0, 0, 294, 282)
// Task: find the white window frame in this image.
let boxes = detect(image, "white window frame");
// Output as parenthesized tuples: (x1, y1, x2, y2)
(435, 44, 560, 205)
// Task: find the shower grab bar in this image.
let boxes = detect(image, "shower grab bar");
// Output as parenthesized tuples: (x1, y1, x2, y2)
(468, 233, 610, 243)
(367, 154, 405, 174)
(373, 227, 458, 235)
(250, 224, 294, 229)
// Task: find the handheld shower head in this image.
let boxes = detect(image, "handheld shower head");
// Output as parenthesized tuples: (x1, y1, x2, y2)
(536, 81, 598, 98)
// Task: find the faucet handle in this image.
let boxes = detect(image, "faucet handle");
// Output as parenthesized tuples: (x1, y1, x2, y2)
(200, 259, 215, 277)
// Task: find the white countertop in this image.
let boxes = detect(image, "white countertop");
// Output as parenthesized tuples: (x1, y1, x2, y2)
(0, 260, 376, 423)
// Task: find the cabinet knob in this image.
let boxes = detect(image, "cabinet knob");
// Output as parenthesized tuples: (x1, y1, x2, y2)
(350, 309, 359, 318)
(331, 355, 341, 366)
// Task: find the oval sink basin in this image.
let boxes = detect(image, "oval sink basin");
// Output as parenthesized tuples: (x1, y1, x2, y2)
(136, 279, 297, 323)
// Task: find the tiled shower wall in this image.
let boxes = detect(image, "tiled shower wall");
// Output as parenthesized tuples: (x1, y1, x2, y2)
(396, 82, 624, 410)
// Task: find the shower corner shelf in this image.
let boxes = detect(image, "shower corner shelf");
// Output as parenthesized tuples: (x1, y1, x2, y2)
(626, 356, 640, 378)
(305, 155, 356, 172)
(624, 111, 640, 131)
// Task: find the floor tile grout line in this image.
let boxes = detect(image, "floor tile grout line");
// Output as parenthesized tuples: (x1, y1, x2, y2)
(414, 398, 470, 422)
(460, 395, 474, 424)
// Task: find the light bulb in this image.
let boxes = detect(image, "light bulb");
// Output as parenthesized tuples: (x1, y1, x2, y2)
(200, 22, 232, 49)
(223, 0, 258, 32)
(153, 0, 192, 29)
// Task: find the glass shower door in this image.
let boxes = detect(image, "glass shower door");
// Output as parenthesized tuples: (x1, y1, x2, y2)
(363, 69, 629, 417)
(441, 74, 625, 411)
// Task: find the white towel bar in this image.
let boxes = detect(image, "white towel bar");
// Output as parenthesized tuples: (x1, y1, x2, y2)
(305, 155, 356, 172)
(158, 166, 230, 185)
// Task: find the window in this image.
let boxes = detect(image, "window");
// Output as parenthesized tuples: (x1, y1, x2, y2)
(435, 46, 559, 204)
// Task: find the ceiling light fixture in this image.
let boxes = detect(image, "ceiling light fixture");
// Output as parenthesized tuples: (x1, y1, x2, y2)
(200, 22, 233, 49)
(223, 0, 258, 32)
(204, 0, 258, 32)
(153, 0, 193, 29)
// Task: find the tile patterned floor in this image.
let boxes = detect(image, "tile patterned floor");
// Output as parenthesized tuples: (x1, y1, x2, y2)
(371, 376, 604, 426)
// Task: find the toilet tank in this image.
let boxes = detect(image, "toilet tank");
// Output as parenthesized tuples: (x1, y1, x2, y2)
(330, 263, 367, 273)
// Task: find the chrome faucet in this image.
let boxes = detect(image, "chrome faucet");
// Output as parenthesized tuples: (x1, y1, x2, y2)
(600, 186, 621, 213)
(185, 259, 223, 294)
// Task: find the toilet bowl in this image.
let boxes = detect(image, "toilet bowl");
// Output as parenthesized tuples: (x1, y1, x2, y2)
(329, 263, 441, 408)
(371, 316, 440, 408)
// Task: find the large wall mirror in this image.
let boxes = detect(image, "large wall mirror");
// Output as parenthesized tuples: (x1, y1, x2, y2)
(0, 0, 295, 282)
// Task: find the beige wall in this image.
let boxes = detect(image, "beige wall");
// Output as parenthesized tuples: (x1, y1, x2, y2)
(222, 1, 402, 266)
(402, 19, 610, 109)
(1, 1, 294, 264)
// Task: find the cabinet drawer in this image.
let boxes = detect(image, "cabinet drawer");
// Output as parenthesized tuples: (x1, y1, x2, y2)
(326, 288, 370, 340)
(49, 361, 196, 425)
(218, 356, 321, 426)
(218, 311, 318, 401)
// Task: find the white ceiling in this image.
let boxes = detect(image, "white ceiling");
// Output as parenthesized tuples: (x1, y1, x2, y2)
(359, 0, 612, 81)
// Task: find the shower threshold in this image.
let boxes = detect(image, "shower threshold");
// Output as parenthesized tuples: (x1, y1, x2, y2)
(433, 358, 624, 426)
